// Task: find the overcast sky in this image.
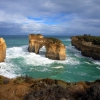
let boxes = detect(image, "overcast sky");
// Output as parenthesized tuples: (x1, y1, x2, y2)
(0, 0, 100, 36)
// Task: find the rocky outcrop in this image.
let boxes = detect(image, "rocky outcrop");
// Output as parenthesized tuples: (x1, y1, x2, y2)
(0, 75, 100, 100)
(28, 34, 66, 60)
(0, 38, 6, 62)
(71, 36, 100, 60)
(28, 34, 44, 54)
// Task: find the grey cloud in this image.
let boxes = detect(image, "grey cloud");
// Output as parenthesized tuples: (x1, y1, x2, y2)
(0, 0, 100, 36)
(0, 21, 25, 35)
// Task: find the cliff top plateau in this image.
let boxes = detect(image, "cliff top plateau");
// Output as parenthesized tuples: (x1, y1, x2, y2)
(0, 75, 100, 100)
(71, 35, 100, 60)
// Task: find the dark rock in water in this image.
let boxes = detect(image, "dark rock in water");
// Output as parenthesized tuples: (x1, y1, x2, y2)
(81, 83, 100, 100)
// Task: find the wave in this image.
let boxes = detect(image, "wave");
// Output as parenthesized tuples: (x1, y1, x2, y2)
(61, 38, 71, 42)
(52, 66, 64, 69)
(0, 45, 81, 78)
(0, 45, 99, 79)
(67, 46, 100, 66)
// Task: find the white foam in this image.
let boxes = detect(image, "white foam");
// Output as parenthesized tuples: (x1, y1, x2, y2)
(0, 45, 81, 78)
(52, 66, 64, 69)
(87, 57, 100, 66)
(85, 61, 91, 65)
(61, 38, 71, 41)
(0, 62, 20, 78)
(97, 66, 100, 70)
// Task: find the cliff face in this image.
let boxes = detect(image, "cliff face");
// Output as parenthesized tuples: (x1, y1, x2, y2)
(28, 34, 66, 60)
(0, 38, 6, 62)
(71, 36, 100, 60)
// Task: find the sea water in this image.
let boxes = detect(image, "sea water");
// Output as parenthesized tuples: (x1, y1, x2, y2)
(0, 35, 100, 82)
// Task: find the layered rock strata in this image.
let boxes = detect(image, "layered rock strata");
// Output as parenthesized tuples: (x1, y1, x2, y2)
(71, 36, 100, 60)
(0, 38, 6, 62)
(28, 34, 66, 60)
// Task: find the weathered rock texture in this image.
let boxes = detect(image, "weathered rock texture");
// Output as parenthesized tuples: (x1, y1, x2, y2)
(0, 38, 6, 62)
(71, 36, 100, 60)
(0, 75, 100, 100)
(28, 34, 66, 60)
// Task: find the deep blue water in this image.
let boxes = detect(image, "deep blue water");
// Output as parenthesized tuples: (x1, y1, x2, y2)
(0, 35, 100, 82)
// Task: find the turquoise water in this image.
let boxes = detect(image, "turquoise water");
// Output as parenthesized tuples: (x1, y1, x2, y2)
(0, 35, 100, 82)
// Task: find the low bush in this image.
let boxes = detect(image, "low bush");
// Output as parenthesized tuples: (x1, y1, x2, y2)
(76, 35, 100, 45)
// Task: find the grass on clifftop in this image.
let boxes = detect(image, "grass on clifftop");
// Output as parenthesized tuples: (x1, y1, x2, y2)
(76, 35, 100, 45)
(47, 37, 62, 44)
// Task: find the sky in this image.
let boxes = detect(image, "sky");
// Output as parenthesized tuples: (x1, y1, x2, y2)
(0, 0, 100, 36)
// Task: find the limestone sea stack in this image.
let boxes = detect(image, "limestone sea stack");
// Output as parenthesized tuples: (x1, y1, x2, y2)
(0, 38, 6, 62)
(71, 35, 100, 60)
(28, 34, 66, 60)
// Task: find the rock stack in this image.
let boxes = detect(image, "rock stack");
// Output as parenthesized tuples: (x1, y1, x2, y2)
(28, 34, 66, 60)
(0, 38, 6, 62)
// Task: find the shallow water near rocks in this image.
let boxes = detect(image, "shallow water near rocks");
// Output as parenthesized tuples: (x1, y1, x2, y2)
(0, 35, 100, 82)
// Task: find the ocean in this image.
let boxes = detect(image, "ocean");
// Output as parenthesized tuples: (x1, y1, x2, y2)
(0, 35, 100, 82)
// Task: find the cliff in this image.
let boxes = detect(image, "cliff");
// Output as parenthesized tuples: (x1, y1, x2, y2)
(28, 34, 66, 60)
(71, 36, 100, 60)
(0, 38, 6, 62)
(0, 75, 100, 100)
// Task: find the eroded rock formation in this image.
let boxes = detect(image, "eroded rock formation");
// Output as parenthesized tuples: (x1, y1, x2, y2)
(0, 38, 6, 62)
(28, 34, 66, 60)
(71, 36, 100, 60)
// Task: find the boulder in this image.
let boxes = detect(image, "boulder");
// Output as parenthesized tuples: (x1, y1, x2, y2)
(0, 38, 6, 62)
(28, 34, 66, 60)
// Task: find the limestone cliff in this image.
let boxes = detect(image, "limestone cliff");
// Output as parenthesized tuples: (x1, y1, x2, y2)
(28, 34, 66, 60)
(0, 38, 6, 62)
(28, 34, 44, 54)
(71, 36, 100, 60)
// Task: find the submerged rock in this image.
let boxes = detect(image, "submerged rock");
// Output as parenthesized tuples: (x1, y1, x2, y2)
(28, 34, 66, 60)
(0, 38, 6, 62)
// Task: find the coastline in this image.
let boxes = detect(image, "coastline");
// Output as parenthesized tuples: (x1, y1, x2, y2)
(0, 75, 100, 100)
(71, 35, 100, 60)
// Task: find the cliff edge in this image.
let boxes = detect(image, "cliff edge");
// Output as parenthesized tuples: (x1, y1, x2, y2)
(0, 38, 6, 62)
(71, 35, 100, 60)
(0, 75, 100, 100)
(28, 34, 66, 60)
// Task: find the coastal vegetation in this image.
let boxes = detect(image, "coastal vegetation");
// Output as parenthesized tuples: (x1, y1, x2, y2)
(71, 34, 100, 60)
(76, 34, 100, 45)
(0, 75, 100, 100)
(47, 37, 62, 44)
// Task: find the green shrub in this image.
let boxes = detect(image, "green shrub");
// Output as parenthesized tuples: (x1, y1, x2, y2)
(76, 35, 100, 45)
(47, 37, 62, 44)
(13, 76, 25, 84)
(0, 76, 3, 85)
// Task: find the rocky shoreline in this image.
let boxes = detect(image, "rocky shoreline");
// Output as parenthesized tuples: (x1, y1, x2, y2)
(0, 75, 100, 100)
(71, 35, 100, 60)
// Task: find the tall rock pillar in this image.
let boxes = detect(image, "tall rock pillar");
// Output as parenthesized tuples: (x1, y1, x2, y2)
(0, 38, 6, 62)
